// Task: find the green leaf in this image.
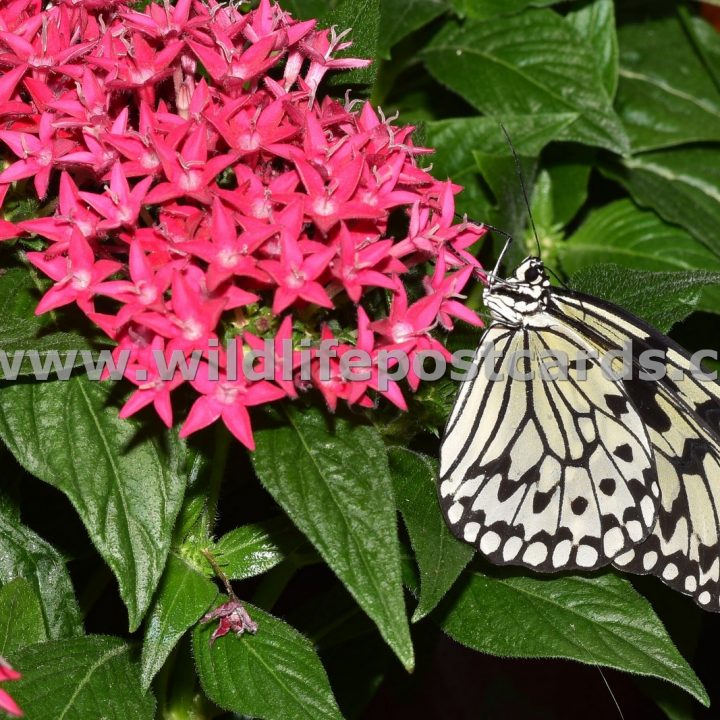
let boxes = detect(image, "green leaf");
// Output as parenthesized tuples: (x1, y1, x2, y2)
(0, 578, 48, 654)
(140, 553, 217, 690)
(566, 0, 618, 98)
(0, 500, 82, 639)
(194, 602, 343, 720)
(423, 113, 573, 222)
(0, 265, 109, 376)
(569, 265, 720, 334)
(281, 0, 331, 18)
(0, 376, 188, 630)
(253, 405, 413, 669)
(449, 0, 563, 20)
(425, 113, 579, 175)
(602, 148, 720, 255)
(560, 199, 720, 315)
(542, 153, 593, 228)
(615, 14, 720, 151)
(682, 10, 720, 89)
(378, 0, 448, 57)
(527, 169, 565, 264)
(437, 569, 709, 706)
(388, 448, 473, 622)
(473, 152, 538, 260)
(422, 10, 629, 153)
(215, 517, 303, 581)
(324, 0, 380, 87)
(8, 636, 155, 720)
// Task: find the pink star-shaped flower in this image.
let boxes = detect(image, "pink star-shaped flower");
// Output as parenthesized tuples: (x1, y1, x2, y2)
(27, 228, 122, 315)
(259, 203, 336, 313)
(180, 358, 285, 449)
(78, 162, 153, 232)
(119, 336, 185, 428)
(0, 112, 74, 198)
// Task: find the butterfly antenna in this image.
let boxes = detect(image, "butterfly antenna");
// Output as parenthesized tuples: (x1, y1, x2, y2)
(547, 265, 571, 291)
(569, 624, 625, 720)
(499, 123, 541, 258)
(492, 232, 513, 286)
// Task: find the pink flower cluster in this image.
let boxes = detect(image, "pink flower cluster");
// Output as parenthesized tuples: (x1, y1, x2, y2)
(0, 0, 485, 449)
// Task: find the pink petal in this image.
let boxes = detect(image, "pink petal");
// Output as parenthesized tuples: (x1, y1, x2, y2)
(35, 284, 78, 315)
(243, 381, 286, 406)
(221, 403, 255, 449)
(0, 220, 19, 240)
(298, 281, 333, 308)
(33, 165, 52, 200)
(444, 300, 483, 327)
(0, 159, 40, 184)
(272, 286, 297, 315)
(180, 395, 221, 437)
(0, 688, 22, 717)
(153, 391, 174, 428)
(119, 388, 156, 418)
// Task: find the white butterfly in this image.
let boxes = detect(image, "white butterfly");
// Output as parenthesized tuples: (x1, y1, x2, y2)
(439, 256, 720, 610)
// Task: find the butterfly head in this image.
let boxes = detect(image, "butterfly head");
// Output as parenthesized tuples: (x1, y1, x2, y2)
(484, 256, 550, 326)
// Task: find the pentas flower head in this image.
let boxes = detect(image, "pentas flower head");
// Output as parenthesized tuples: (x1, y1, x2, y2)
(0, 0, 486, 450)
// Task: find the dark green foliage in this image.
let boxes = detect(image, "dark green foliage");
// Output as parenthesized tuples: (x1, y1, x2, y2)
(2, 1, 720, 718)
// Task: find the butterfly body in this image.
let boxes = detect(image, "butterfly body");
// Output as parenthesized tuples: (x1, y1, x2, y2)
(439, 257, 720, 610)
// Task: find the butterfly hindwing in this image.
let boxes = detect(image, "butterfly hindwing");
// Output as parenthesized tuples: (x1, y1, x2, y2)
(439, 319, 660, 572)
(551, 290, 720, 610)
(614, 386, 720, 610)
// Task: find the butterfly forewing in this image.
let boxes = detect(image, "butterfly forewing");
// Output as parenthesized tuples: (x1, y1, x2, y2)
(439, 318, 660, 572)
(553, 292, 720, 436)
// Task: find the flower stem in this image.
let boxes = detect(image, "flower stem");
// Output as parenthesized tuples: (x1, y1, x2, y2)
(201, 547, 234, 598)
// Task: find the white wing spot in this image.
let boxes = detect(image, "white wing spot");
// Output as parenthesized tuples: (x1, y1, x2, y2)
(640, 496, 655, 527)
(448, 502, 463, 524)
(642, 551, 658, 570)
(552, 540, 572, 568)
(651, 482, 660, 497)
(699, 591, 712, 605)
(479, 530, 501, 554)
(502, 536, 522, 562)
(627, 520, 643, 542)
(613, 549, 634, 566)
(463, 522, 480, 543)
(662, 563, 679, 581)
(685, 576, 697, 593)
(576, 545, 598, 568)
(440, 478, 458, 498)
(603, 527, 624, 557)
(523, 542, 548, 566)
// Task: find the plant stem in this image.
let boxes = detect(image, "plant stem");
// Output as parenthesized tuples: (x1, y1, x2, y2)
(201, 547, 234, 598)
